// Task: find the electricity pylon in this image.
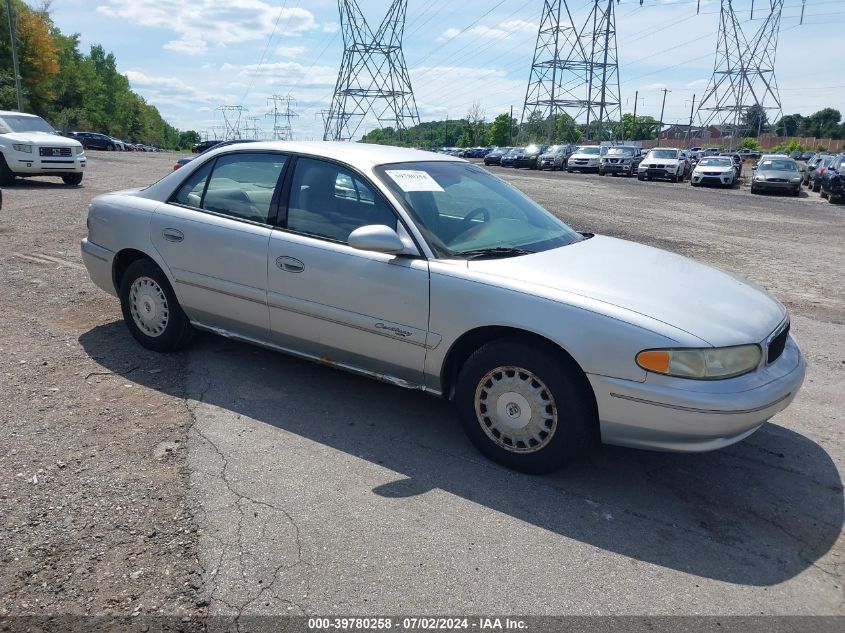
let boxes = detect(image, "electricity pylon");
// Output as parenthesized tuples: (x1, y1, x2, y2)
(697, 1, 784, 136)
(324, 0, 420, 141)
(267, 94, 298, 141)
(217, 106, 248, 140)
(521, 1, 621, 143)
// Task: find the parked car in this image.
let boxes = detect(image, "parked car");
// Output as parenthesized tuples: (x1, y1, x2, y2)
(513, 144, 549, 169)
(483, 147, 510, 166)
(599, 146, 643, 177)
(499, 147, 522, 167)
(718, 152, 743, 179)
(803, 154, 829, 185)
(637, 147, 686, 182)
(192, 140, 220, 153)
(750, 155, 803, 196)
(810, 155, 835, 192)
(538, 144, 574, 171)
(690, 156, 737, 188)
(173, 157, 193, 171)
(173, 139, 259, 171)
(109, 137, 126, 151)
(819, 154, 845, 203)
(799, 151, 815, 161)
(566, 145, 605, 173)
(789, 150, 802, 160)
(80, 141, 805, 474)
(72, 132, 120, 151)
(703, 147, 721, 156)
(0, 110, 86, 185)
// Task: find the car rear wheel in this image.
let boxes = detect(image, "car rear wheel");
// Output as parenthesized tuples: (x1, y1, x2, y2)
(62, 173, 83, 186)
(455, 339, 594, 474)
(820, 188, 828, 198)
(119, 259, 194, 352)
(107, 145, 115, 151)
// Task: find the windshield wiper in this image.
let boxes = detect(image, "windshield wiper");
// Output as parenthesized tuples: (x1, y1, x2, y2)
(457, 247, 535, 260)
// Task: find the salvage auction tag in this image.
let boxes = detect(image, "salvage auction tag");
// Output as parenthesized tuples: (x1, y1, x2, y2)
(384, 170, 444, 192)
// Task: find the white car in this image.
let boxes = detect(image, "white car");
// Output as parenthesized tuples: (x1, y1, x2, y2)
(0, 110, 86, 185)
(691, 156, 737, 188)
(638, 147, 686, 182)
(81, 141, 805, 473)
(566, 145, 606, 173)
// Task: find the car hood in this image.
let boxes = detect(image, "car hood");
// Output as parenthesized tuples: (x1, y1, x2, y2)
(2, 131, 82, 147)
(467, 235, 786, 346)
(570, 153, 601, 160)
(644, 156, 681, 164)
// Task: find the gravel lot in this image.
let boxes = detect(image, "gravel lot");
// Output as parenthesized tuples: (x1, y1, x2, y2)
(1, 152, 842, 628)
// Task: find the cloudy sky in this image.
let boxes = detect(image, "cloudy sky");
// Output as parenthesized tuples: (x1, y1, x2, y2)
(47, 0, 845, 140)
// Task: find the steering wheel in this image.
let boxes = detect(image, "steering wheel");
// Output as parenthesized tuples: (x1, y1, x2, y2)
(450, 207, 491, 245)
(461, 207, 490, 229)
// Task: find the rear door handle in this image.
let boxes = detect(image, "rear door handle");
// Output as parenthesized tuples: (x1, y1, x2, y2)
(275, 256, 304, 273)
(162, 228, 184, 243)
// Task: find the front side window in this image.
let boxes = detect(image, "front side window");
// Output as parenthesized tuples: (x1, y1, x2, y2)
(172, 160, 214, 208)
(286, 158, 397, 243)
(376, 161, 583, 258)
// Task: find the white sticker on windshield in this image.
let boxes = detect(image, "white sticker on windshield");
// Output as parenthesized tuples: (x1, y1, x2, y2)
(385, 169, 444, 192)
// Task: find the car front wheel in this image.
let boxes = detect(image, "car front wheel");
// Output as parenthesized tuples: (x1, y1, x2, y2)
(119, 259, 194, 352)
(62, 173, 83, 186)
(455, 339, 594, 474)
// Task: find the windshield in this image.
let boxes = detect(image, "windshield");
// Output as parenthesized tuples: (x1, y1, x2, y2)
(649, 149, 679, 159)
(523, 145, 544, 154)
(0, 114, 57, 134)
(506, 148, 523, 156)
(759, 159, 798, 171)
(607, 147, 636, 156)
(574, 146, 602, 155)
(376, 161, 583, 258)
(698, 158, 732, 167)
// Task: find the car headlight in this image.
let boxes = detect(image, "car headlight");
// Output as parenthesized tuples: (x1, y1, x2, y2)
(723, 169, 734, 175)
(756, 174, 767, 181)
(790, 176, 801, 182)
(636, 344, 762, 379)
(13, 144, 32, 153)
(75, 146, 84, 155)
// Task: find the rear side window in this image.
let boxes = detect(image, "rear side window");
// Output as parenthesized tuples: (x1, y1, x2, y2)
(172, 160, 214, 208)
(202, 153, 287, 223)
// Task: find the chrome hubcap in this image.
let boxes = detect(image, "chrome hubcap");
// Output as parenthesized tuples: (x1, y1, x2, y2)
(129, 277, 169, 337)
(474, 366, 558, 454)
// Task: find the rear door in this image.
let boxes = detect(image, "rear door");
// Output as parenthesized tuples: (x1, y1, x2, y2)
(150, 152, 288, 340)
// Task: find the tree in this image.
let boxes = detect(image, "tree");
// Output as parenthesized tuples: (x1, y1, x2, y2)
(801, 108, 841, 138)
(776, 113, 804, 137)
(487, 112, 515, 146)
(741, 104, 768, 137)
(553, 113, 582, 143)
(739, 137, 759, 150)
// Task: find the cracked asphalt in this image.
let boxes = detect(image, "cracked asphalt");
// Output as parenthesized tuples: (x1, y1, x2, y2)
(0, 152, 843, 628)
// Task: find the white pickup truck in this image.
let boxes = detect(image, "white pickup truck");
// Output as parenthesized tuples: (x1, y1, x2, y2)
(0, 110, 86, 185)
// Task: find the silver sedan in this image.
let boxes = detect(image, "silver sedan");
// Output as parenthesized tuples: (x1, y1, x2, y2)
(81, 142, 805, 473)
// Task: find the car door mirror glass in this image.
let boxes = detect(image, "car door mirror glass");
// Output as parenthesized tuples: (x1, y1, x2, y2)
(348, 225, 411, 255)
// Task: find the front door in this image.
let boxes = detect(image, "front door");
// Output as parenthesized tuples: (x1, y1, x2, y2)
(267, 157, 430, 386)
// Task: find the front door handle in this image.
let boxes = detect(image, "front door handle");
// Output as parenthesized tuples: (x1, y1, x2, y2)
(275, 256, 304, 273)
(162, 228, 184, 243)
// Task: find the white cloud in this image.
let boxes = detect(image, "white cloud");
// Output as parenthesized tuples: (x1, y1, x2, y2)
(122, 70, 221, 106)
(97, 1, 320, 54)
(222, 61, 337, 87)
(275, 45, 306, 58)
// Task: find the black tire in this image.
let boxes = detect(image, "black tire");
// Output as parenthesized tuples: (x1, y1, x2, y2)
(119, 259, 194, 352)
(820, 188, 828, 199)
(455, 339, 594, 474)
(107, 144, 115, 151)
(566, 168, 573, 173)
(829, 194, 840, 204)
(62, 173, 83, 186)
(637, 174, 645, 181)
(751, 185, 759, 194)
(812, 182, 821, 192)
(0, 155, 15, 186)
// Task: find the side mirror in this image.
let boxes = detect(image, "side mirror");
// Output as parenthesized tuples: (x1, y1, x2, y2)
(348, 225, 415, 256)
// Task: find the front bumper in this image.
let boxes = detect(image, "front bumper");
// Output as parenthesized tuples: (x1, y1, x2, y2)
(588, 335, 805, 452)
(640, 167, 678, 179)
(753, 180, 801, 192)
(601, 163, 634, 174)
(11, 149, 86, 175)
(80, 238, 117, 297)
(569, 160, 599, 172)
(513, 157, 537, 168)
(692, 172, 733, 185)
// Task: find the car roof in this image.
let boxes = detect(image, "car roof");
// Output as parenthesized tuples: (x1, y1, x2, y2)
(201, 141, 462, 168)
(760, 154, 796, 160)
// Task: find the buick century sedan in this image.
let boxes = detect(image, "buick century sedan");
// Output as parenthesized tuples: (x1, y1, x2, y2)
(81, 142, 805, 473)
